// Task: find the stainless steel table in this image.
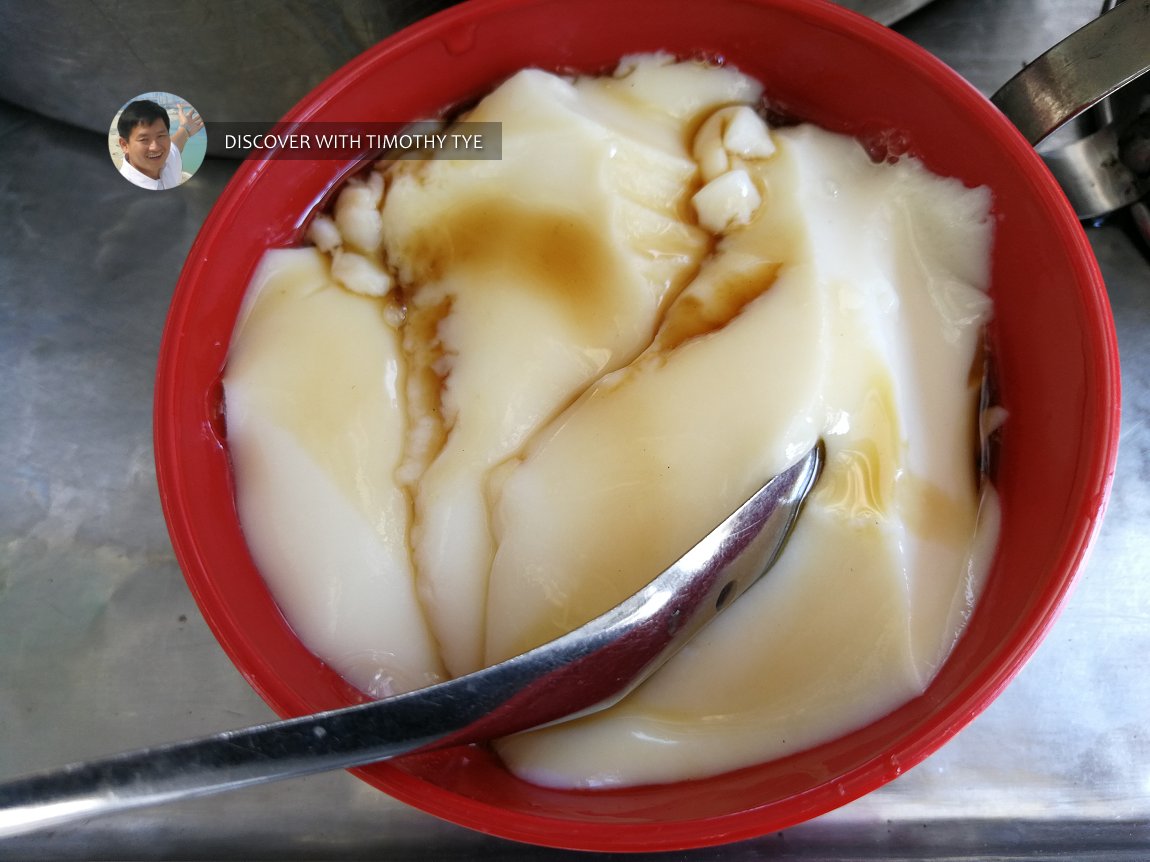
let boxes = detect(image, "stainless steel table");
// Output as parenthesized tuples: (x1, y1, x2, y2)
(1, 0, 1147, 858)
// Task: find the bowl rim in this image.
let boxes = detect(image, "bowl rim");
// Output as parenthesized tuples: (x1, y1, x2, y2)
(154, 0, 1122, 851)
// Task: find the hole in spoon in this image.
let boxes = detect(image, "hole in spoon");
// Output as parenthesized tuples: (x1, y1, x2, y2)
(715, 581, 737, 611)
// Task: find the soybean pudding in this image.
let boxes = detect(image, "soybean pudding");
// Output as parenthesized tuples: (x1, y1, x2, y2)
(222, 54, 999, 788)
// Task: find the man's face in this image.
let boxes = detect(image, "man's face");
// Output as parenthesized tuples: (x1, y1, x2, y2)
(119, 118, 170, 179)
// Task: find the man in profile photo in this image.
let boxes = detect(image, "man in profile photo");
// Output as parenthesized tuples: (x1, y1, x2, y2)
(117, 99, 203, 190)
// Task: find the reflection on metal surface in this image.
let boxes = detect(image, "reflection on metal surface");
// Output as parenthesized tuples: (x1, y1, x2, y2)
(1042, 108, 1150, 219)
(0, 0, 926, 158)
(835, 0, 935, 25)
(990, 0, 1149, 146)
(0, 0, 461, 155)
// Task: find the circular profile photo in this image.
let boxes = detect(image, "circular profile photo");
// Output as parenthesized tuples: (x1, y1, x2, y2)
(109, 92, 206, 190)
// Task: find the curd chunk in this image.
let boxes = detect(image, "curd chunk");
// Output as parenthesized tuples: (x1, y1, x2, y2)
(224, 54, 999, 789)
(224, 248, 444, 697)
(380, 59, 757, 675)
(490, 125, 998, 786)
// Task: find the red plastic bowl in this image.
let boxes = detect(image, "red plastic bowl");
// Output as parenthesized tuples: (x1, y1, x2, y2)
(154, 0, 1121, 851)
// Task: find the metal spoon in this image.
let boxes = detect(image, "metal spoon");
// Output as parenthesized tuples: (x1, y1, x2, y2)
(0, 441, 824, 838)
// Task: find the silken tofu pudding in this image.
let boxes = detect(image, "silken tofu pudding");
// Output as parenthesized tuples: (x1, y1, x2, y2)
(221, 54, 1001, 789)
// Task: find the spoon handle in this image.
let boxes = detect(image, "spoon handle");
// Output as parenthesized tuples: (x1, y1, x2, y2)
(0, 442, 822, 838)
